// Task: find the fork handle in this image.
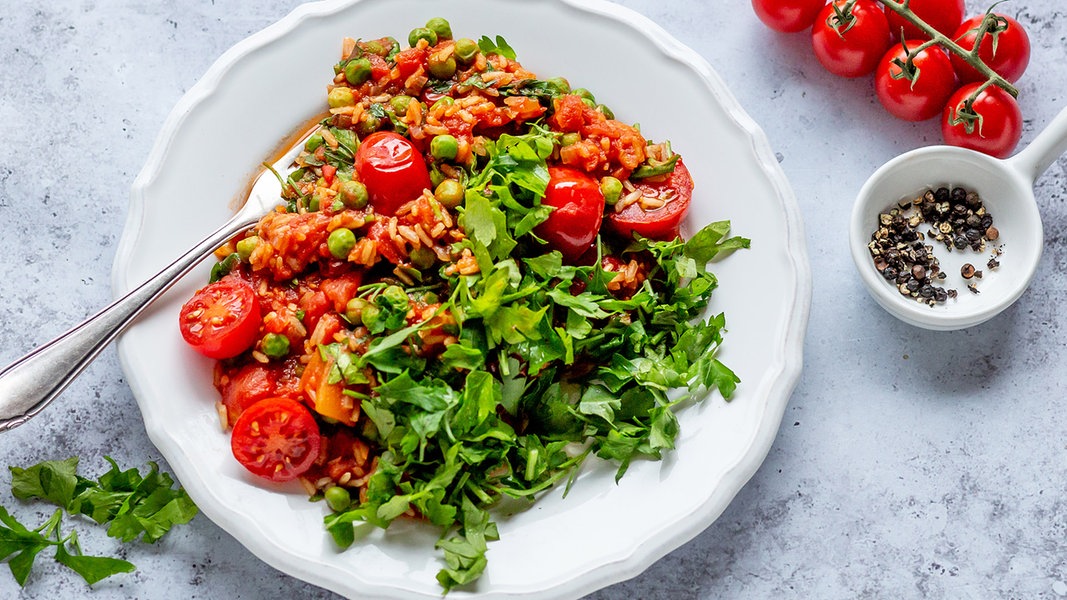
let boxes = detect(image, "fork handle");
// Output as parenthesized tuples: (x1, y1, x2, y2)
(0, 215, 256, 432)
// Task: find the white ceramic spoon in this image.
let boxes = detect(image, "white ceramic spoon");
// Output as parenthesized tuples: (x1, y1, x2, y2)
(0, 128, 316, 430)
(850, 106, 1067, 331)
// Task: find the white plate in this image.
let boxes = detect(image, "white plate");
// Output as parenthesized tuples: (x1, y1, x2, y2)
(112, 0, 810, 598)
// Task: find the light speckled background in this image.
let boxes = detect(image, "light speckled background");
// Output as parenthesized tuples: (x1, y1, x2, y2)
(1, 1, 1065, 598)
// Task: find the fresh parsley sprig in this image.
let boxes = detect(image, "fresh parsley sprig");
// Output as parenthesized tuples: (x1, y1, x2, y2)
(0, 457, 197, 587)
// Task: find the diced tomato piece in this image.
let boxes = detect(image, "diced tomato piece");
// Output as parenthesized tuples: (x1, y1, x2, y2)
(218, 363, 282, 426)
(299, 349, 358, 426)
(320, 271, 363, 313)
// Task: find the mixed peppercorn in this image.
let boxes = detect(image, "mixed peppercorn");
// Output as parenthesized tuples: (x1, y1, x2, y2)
(868, 186, 1002, 306)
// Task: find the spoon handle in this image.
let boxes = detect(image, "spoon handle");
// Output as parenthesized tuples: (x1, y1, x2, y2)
(1010, 104, 1067, 183)
(0, 214, 256, 432)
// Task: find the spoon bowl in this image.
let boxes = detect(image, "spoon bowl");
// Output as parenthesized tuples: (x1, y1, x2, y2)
(850, 106, 1067, 330)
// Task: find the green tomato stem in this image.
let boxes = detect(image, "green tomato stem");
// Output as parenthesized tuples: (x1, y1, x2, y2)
(874, 0, 1018, 98)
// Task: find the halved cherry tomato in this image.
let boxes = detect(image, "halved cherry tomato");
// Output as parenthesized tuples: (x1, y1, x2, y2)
(354, 131, 433, 216)
(534, 166, 605, 262)
(230, 397, 322, 482)
(811, 0, 891, 78)
(608, 158, 693, 241)
(951, 14, 1031, 84)
(884, 0, 963, 41)
(874, 41, 957, 122)
(179, 276, 261, 359)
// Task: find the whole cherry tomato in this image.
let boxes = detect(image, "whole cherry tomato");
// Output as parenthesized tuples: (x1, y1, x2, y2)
(354, 131, 433, 216)
(884, 0, 964, 40)
(951, 13, 1031, 84)
(534, 166, 605, 262)
(811, 0, 891, 78)
(874, 41, 957, 122)
(941, 83, 1022, 159)
(230, 397, 322, 482)
(179, 276, 261, 359)
(752, 0, 827, 33)
(608, 158, 694, 241)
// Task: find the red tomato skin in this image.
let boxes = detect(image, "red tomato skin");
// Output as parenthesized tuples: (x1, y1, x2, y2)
(811, 0, 891, 78)
(609, 159, 694, 241)
(354, 131, 433, 216)
(874, 41, 957, 122)
(941, 83, 1022, 159)
(219, 364, 281, 426)
(884, 0, 964, 40)
(752, 0, 827, 33)
(230, 397, 322, 482)
(179, 277, 261, 359)
(534, 167, 605, 262)
(951, 14, 1031, 84)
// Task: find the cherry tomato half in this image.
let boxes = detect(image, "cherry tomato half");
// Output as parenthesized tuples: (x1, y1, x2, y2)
(179, 276, 261, 359)
(941, 83, 1022, 159)
(751, 0, 827, 33)
(354, 131, 433, 216)
(230, 397, 322, 482)
(884, 0, 963, 41)
(875, 41, 957, 122)
(811, 0, 891, 78)
(534, 166, 605, 262)
(218, 363, 281, 426)
(608, 158, 694, 241)
(951, 14, 1031, 84)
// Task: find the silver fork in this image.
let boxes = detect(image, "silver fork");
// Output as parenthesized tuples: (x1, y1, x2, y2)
(0, 128, 317, 431)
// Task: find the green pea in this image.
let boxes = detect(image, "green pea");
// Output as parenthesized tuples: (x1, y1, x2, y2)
(363, 40, 385, 55)
(327, 86, 355, 108)
(324, 486, 352, 512)
(382, 284, 409, 307)
(339, 180, 369, 209)
(344, 58, 372, 85)
(304, 131, 324, 152)
(454, 38, 478, 63)
(431, 96, 454, 111)
(261, 333, 290, 359)
(430, 134, 459, 161)
(235, 236, 260, 261)
(360, 304, 381, 330)
(546, 77, 570, 95)
(328, 228, 356, 259)
(427, 54, 457, 79)
(573, 87, 596, 103)
(390, 94, 413, 115)
(345, 297, 369, 325)
(425, 17, 452, 41)
(600, 176, 623, 206)
(308, 192, 325, 212)
(560, 132, 581, 147)
(410, 246, 436, 270)
(357, 113, 381, 136)
(580, 97, 596, 109)
(434, 179, 465, 209)
(420, 290, 440, 304)
(408, 27, 437, 48)
(596, 104, 615, 120)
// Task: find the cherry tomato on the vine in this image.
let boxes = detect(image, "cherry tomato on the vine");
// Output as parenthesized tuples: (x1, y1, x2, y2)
(354, 131, 433, 216)
(884, 0, 964, 41)
(608, 158, 694, 242)
(874, 41, 957, 122)
(752, 0, 827, 33)
(941, 83, 1022, 159)
(230, 397, 322, 482)
(179, 276, 261, 359)
(811, 0, 891, 78)
(951, 14, 1031, 84)
(534, 166, 605, 262)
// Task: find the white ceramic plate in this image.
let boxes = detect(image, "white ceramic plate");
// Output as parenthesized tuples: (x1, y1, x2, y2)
(112, 0, 810, 598)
